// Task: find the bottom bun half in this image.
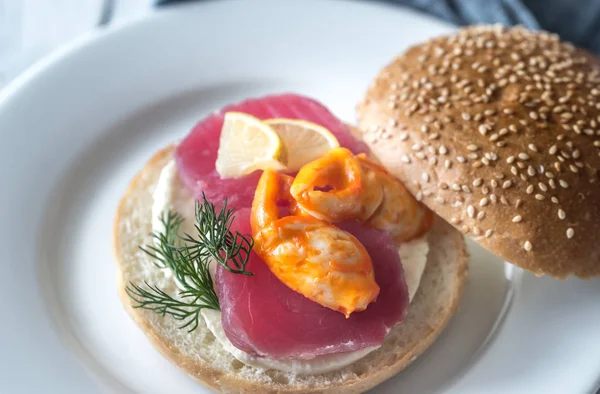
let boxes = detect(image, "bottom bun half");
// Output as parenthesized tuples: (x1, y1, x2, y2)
(113, 146, 469, 394)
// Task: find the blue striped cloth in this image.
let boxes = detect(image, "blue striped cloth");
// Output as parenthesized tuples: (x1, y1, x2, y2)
(156, 0, 600, 53)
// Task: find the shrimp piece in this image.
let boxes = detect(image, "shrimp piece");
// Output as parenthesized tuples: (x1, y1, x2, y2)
(357, 154, 434, 243)
(289, 148, 384, 222)
(291, 148, 433, 243)
(251, 169, 380, 317)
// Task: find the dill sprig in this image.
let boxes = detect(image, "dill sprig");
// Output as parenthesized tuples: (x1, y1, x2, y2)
(125, 194, 253, 331)
(179, 194, 254, 276)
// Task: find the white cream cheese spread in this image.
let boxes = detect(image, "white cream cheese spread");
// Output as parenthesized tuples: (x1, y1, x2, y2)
(151, 159, 430, 374)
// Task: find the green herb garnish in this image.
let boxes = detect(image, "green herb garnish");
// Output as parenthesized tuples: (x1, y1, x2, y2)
(125, 194, 253, 332)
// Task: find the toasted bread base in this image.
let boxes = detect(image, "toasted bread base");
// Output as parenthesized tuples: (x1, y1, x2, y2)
(113, 146, 469, 393)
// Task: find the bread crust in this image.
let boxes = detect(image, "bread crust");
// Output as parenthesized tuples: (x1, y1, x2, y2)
(114, 146, 468, 393)
(357, 25, 600, 278)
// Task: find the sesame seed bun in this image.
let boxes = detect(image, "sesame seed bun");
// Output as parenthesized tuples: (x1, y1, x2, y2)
(356, 25, 600, 278)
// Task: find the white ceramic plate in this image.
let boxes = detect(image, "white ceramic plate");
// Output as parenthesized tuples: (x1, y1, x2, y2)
(1, 1, 599, 393)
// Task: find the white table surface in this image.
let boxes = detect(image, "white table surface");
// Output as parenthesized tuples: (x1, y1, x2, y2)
(0, 0, 154, 89)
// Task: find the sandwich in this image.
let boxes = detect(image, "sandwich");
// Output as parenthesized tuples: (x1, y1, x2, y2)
(114, 25, 600, 394)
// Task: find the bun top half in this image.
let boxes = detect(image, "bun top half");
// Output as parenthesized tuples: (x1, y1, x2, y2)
(357, 25, 600, 278)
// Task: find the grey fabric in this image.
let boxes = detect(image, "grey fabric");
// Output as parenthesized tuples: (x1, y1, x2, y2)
(374, 0, 600, 52)
(156, 0, 600, 53)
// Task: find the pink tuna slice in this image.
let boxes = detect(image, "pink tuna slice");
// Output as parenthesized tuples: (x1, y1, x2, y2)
(217, 210, 409, 359)
(174, 94, 407, 359)
(174, 94, 369, 210)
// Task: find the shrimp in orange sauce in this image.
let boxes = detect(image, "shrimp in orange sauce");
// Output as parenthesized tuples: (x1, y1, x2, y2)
(251, 170, 380, 318)
(289, 148, 383, 222)
(291, 147, 434, 243)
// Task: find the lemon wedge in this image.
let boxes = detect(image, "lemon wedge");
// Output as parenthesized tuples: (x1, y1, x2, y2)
(264, 118, 340, 172)
(215, 112, 286, 178)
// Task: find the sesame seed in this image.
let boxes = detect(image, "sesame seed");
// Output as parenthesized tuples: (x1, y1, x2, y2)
(399, 133, 409, 141)
(457, 156, 466, 163)
(561, 112, 573, 119)
(549, 179, 557, 189)
(462, 112, 471, 120)
(507, 156, 515, 164)
(569, 164, 579, 173)
(566, 228, 575, 239)
(558, 209, 566, 220)
(516, 199, 523, 208)
(535, 194, 545, 200)
(462, 185, 472, 193)
(439, 146, 448, 155)
(511, 166, 518, 176)
(524, 241, 533, 252)
(473, 178, 483, 187)
(549, 145, 558, 155)
(518, 152, 530, 160)
(428, 133, 440, 140)
(415, 191, 423, 201)
(473, 227, 482, 236)
(401, 155, 411, 164)
(573, 149, 581, 159)
(421, 125, 429, 133)
(467, 144, 480, 151)
(467, 205, 475, 218)
(477, 211, 486, 220)
(445, 159, 452, 169)
(554, 162, 562, 172)
(490, 134, 499, 142)
(526, 185, 534, 194)
(416, 152, 426, 160)
(478, 125, 490, 135)
(472, 161, 483, 168)
(485, 229, 493, 238)
(500, 196, 509, 205)
(545, 171, 555, 179)
(461, 225, 470, 234)
(502, 180, 513, 189)
(468, 153, 479, 160)
(527, 166, 536, 176)
(422, 173, 430, 182)
(594, 140, 600, 148)
(538, 182, 548, 192)
(528, 144, 538, 152)
(412, 143, 422, 151)
(480, 198, 489, 207)
(490, 194, 498, 204)
(439, 182, 449, 190)
(559, 179, 569, 188)
(551, 196, 559, 204)
(450, 217, 461, 225)
(436, 196, 446, 204)
(451, 183, 461, 191)
(497, 141, 507, 147)
(512, 215, 523, 223)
